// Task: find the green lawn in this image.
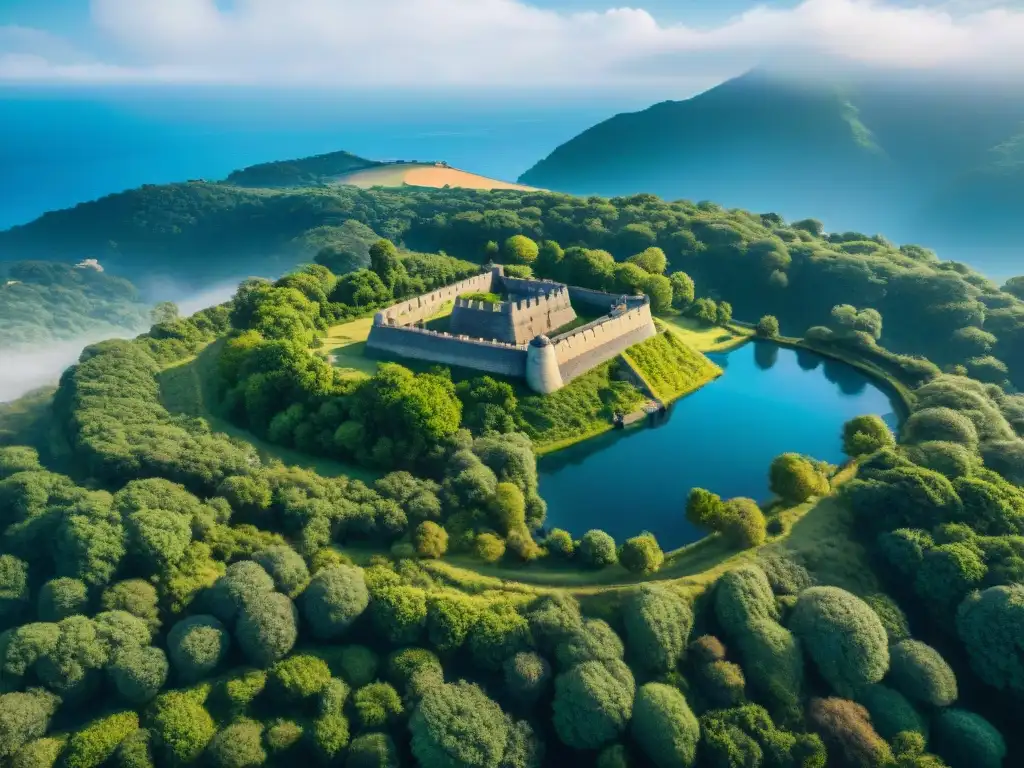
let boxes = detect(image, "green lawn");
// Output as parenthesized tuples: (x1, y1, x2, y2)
(656, 314, 753, 352)
(158, 340, 381, 483)
(623, 329, 722, 403)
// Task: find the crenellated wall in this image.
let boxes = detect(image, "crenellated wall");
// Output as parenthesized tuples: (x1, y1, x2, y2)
(366, 324, 527, 377)
(551, 299, 656, 383)
(449, 283, 576, 344)
(375, 268, 499, 327)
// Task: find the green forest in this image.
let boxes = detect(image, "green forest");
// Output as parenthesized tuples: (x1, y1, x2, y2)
(1, 168, 1024, 768)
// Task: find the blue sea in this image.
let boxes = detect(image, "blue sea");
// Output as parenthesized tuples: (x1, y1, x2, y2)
(0, 88, 657, 230)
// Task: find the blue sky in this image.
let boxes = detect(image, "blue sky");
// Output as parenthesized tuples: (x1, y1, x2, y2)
(2, 0, 1023, 88)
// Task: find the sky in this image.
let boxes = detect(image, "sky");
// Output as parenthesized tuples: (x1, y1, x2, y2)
(2, 0, 1024, 89)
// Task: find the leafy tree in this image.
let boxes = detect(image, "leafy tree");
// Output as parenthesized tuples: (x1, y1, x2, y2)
(696, 660, 747, 708)
(544, 529, 574, 558)
(309, 713, 350, 764)
(503, 235, 540, 265)
(504, 651, 551, 704)
(301, 565, 369, 640)
(36, 616, 110, 699)
(315, 244, 364, 275)
(370, 585, 427, 645)
(333, 645, 379, 688)
(167, 615, 229, 683)
(410, 682, 510, 768)
(221, 668, 267, 714)
(369, 239, 402, 290)
(413, 521, 448, 559)
(427, 593, 481, 653)
(914, 543, 986, 619)
(552, 660, 635, 750)
(843, 415, 896, 457)
(0, 555, 31, 623)
(236, 592, 298, 668)
(474, 533, 506, 563)
(101, 580, 161, 633)
(628, 247, 668, 275)
(9, 735, 66, 768)
(555, 618, 624, 670)
(756, 315, 780, 338)
(856, 684, 927, 741)
(903, 408, 979, 449)
(491, 482, 526, 535)
(535, 240, 564, 277)
(686, 488, 729, 531)
(808, 697, 893, 768)
(206, 561, 275, 625)
(631, 683, 699, 768)
(669, 271, 695, 308)
(353, 682, 404, 729)
(577, 530, 617, 568)
(386, 647, 443, 695)
(717, 301, 734, 325)
(253, 546, 309, 598)
(956, 584, 1024, 695)
(790, 587, 890, 697)
(0, 689, 60, 759)
(722, 498, 767, 548)
(146, 690, 216, 766)
(618, 533, 664, 574)
(270, 654, 331, 701)
(714, 564, 778, 636)
(468, 605, 532, 671)
(769, 453, 830, 504)
(60, 712, 138, 768)
(206, 720, 265, 768)
(933, 709, 1005, 768)
(623, 584, 693, 672)
(346, 733, 399, 768)
(109, 647, 169, 704)
(37, 578, 89, 622)
(643, 274, 673, 313)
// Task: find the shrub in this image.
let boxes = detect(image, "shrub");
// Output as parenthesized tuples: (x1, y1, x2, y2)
(336, 645, 379, 687)
(756, 316, 780, 339)
(414, 522, 449, 558)
(933, 709, 1006, 768)
(499, 719, 544, 768)
(504, 651, 551, 703)
(353, 683, 404, 730)
(888, 640, 958, 707)
(756, 552, 815, 595)
(578, 530, 617, 568)
(370, 585, 427, 645)
(10, 736, 65, 768)
(697, 660, 746, 708)
(270, 653, 331, 701)
(206, 720, 266, 768)
(301, 565, 369, 640)
(686, 488, 729, 531)
(956, 584, 1024, 695)
(113, 728, 152, 768)
(253, 546, 310, 598)
(263, 720, 303, 756)
(109, 646, 169, 704)
(236, 592, 298, 668)
(37, 578, 89, 622)
(346, 733, 399, 768)
(474, 533, 506, 563)
(734, 620, 804, 719)
(631, 683, 699, 768)
(688, 635, 726, 664)
(544, 529, 574, 558)
(906, 441, 978, 479)
(410, 682, 510, 768)
(147, 690, 216, 765)
(309, 714, 350, 764)
(618, 533, 664, 574)
(714, 565, 778, 636)
(862, 593, 910, 643)
(167, 615, 229, 683)
(769, 453, 829, 504)
(427, 593, 481, 652)
(722, 498, 767, 548)
(552, 660, 635, 750)
(555, 618, 623, 669)
(789, 586, 889, 696)
(318, 678, 350, 716)
(207, 561, 275, 625)
(903, 408, 979, 448)
(857, 684, 927, 741)
(808, 697, 893, 768)
(101, 580, 161, 632)
(469, 605, 532, 671)
(386, 647, 443, 694)
(64, 712, 139, 768)
(0, 690, 60, 759)
(622, 584, 692, 672)
(222, 668, 267, 714)
(914, 543, 986, 619)
(843, 415, 896, 457)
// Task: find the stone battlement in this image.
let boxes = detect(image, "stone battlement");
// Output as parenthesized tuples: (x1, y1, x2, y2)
(366, 265, 656, 393)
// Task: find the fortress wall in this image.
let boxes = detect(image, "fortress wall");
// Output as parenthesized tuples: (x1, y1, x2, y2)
(552, 302, 657, 382)
(450, 299, 516, 342)
(377, 269, 497, 327)
(366, 324, 527, 377)
(501, 275, 564, 297)
(567, 286, 623, 311)
(509, 288, 577, 343)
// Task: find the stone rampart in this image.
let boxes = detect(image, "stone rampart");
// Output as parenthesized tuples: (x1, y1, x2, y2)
(449, 285, 576, 344)
(376, 269, 497, 327)
(501, 275, 564, 297)
(552, 300, 656, 382)
(366, 324, 527, 377)
(567, 286, 623, 311)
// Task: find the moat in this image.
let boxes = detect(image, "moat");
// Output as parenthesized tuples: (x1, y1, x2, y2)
(537, 341, 902, 550)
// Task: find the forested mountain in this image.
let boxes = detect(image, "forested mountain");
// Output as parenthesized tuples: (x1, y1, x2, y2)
(518, 71, 1024, 249)
(225, 150, 381, 188)
(0, 260, 150, 348)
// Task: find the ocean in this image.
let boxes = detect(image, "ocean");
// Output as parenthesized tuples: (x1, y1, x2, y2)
(0, 88, 656, 230)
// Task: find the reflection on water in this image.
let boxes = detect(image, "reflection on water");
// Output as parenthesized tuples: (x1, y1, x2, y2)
(537, 341, 901, 549)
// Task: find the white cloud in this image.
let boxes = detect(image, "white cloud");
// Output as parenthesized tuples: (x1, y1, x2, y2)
(2, 0, 1023, 86)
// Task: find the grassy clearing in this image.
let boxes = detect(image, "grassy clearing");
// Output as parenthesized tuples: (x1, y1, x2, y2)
(318, 316, 378, 377)
(518, 361, 645, 455)
(159, 340, 381, 483)
(656, 314, 753, 352)
(623, 330, 723, 402)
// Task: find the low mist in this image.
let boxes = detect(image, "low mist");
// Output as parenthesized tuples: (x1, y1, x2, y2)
(0, 280, 242, 405)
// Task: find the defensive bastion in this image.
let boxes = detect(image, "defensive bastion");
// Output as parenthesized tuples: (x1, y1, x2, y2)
(366, 265, 657, 393)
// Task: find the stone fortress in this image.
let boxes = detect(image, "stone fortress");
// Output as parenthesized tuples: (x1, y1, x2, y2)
(366, 265, 657, 393)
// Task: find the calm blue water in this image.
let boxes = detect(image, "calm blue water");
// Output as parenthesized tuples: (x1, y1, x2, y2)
(537, 341, 902, 550)
(0, 89, 654, 230)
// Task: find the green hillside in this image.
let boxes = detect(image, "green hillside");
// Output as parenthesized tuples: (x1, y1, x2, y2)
(225, 149, 381, 187)
(519, 70, 1024, 247)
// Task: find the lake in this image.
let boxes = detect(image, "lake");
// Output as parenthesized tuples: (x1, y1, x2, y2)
(537, 341, 902, 550)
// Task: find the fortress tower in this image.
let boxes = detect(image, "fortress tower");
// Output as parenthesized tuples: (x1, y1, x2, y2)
(526, 335, 564, 394)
